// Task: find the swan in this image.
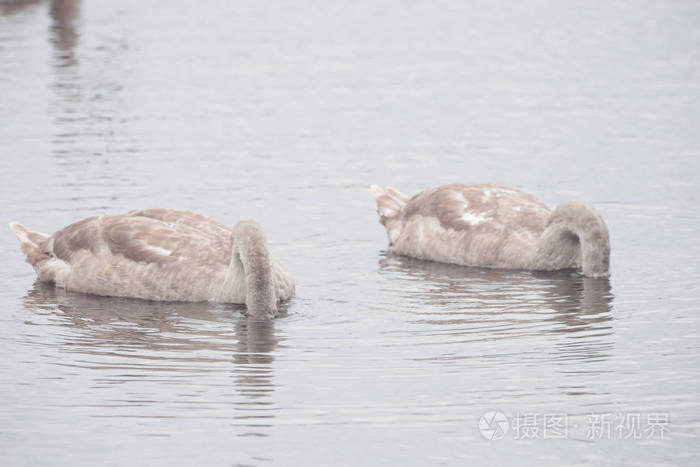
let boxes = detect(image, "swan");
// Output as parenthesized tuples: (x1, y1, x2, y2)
(371, 184, 610, 278)
(9, 208, 295, 320)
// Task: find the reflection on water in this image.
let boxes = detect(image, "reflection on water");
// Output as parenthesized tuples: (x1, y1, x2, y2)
(23, 281, 244, 354)
(49, 0, 80, 54)
(23, 281, 281, 436)
(378, 253, 614, 363)
(45, 0, 135, 211)
(232, 320, 279, 436)
(0, 0, 41, 16)
(2, 0, 700, 464)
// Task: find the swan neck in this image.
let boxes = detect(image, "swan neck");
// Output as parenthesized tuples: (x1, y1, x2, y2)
(536, 202, 610, 278)
(232, 221, 277, 320)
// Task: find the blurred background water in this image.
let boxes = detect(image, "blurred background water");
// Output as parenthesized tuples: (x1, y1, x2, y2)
(1, 0, 699, 465)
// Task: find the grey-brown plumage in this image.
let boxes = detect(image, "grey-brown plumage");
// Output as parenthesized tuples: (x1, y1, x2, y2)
(371, 184, 610, 278)
(9, 209, 295, 319)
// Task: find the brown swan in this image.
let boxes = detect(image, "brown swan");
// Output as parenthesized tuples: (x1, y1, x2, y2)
(9, 208, 295, 319)
(371, 184, 610, 278)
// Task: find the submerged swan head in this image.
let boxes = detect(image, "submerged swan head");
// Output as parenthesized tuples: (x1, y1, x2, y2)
(535, 202, 611, 278)
(232, 220, 278, 320)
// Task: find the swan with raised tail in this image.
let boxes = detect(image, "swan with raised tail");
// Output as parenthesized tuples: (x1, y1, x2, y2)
(371, 184, 610, 278)
(9, 209, 295, 320)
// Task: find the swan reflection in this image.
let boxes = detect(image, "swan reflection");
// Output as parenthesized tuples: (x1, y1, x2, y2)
(50, 0, 80, 54)
(22, 282, 282, 436)
(378, 252, 614, 363)
(231, 320, 280, 436)
(23, 281, 244, 353)
(0, 0, 41, 16)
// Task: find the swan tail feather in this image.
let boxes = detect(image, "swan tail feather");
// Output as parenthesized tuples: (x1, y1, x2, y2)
(385, 186, 409, 205)
(370, 185, 404, 226)
(9, 222, 49, 266)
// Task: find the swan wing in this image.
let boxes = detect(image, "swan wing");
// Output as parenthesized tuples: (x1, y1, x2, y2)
(50, 210, 231, 268)
(403, 184, 550, 234)
(45, 210, 234, 301)
(127, 208, 231, 241)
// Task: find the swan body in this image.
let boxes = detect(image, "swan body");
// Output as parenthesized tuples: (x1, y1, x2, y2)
(371, 184, 610, 277)
(9, 209, 295, 319)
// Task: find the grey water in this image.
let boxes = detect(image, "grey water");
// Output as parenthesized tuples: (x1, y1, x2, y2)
(1, 0, 700, 465)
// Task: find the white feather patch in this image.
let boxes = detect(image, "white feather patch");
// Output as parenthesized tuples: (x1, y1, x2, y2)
(144, 245, 172, 256)
(461, 211, 490, 225)
(449, 191, 467, 203)
(381, 207, 396, 217)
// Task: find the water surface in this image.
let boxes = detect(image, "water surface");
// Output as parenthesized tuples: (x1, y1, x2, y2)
(1, 0, 700, 465)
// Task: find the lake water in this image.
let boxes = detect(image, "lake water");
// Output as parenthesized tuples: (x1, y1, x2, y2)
(1, 0, 699, 465)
